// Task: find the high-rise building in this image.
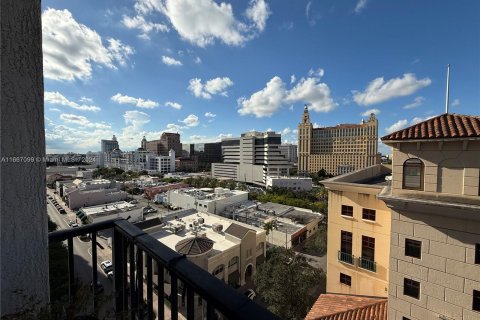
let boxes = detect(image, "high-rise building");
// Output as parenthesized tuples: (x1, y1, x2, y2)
(279, 143, 298, 164)
(182, 142, 222, 170)
(298, 105, 379, 176)
(379, 113, 480, 320)
(212, 131, 292, 186)
(146, 132, 181, 156)
(101, 134, 119, 153)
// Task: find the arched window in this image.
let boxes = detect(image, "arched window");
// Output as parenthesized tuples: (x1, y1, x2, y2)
(403, 158, 424, 190)
(228, 256, 239, 267)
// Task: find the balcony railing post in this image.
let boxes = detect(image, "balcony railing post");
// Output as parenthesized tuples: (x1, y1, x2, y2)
(137, 249, 144, 320)
(91, 232, 98, 313)
(67, 237, 75, 303)
(171, 274, 178, 320)
(186, 285, 194, 320)
(157, 263, 165, 320)
(146, 256, 153, 320)
(113, 228, 125, 317)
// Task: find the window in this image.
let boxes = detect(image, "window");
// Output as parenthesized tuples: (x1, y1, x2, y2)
(474, 290, 480, 311)
(402, 318, 411, 320)
(228, 256, 239, 267)
(405, 239, 422, 259)
(403, 158, 424, 190)
(475, 244, 480, 265)
(340, 273, 351, 286)
(362, 236, 375, 261)
(341, 231, 353, 254)
(362, 208, 376, 221)
(341, 205, 353, 217)
(404, 278, 420, 299)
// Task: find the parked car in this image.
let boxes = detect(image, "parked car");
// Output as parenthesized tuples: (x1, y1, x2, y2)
(68, 220, 76, 227)
(101, 260, 113, 274)
(107, 271, 113, 280)
(70, 223, 79, 228)
(129, 199, 138, 204)
(244, 289, 256, 300)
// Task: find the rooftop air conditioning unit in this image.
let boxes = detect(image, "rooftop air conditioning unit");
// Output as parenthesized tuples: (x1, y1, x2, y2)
(212, 223, 223, 233)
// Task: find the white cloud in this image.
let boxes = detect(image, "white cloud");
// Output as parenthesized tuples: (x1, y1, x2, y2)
(179, 114, 200, 127)
(361, 108, 380, 116)
(45, 91, 101, 112)
(305, 1, 320, 26)
(285, 76, 336, 112)
(79, 97, 93, 103)
(385, 119, 408, 134)
(312, 122, 322, 129)
(245, 0, 271, 32)
(205, 112, 216, 118)
(353, 73, 431, 106)
(238, 69, 336, 117)
(385, 115, 437, 134)
(452, 99, 460, 107)
(355, 0, 369, 14)
(166, 123, 183, 132)
(194, 56, 202, 64)
(238, 76, 286, 117)
(403, 96, 425, 109)
(60, 113, 111, 129)
(134, 0, 269, 47)
(162, 55, 182, 66)
(122, 15, 169, 39)
(188, 77, 234, 99)
(290, 75, 296, 84)
(111, 93, 159, 108)
(183, 133, 233, 143)
(308, 68, 324, 78)
(49, 108, 61, 112)
(281, 128, 292, 135)
(42, 8, 134, 81)
(165, 101, 182, 109)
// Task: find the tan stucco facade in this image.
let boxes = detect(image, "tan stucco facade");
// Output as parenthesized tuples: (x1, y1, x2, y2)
(381, 138, 480, 320)
(323, 165, 392, 298)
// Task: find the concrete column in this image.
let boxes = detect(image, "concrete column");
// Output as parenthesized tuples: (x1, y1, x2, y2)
(0, 0, 49, 315)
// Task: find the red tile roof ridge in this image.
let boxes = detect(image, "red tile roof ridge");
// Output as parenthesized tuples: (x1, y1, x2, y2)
(381, 113, 480, 141)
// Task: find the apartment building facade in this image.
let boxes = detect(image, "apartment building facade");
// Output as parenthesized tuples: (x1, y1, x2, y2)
(323, 164, 392, 298)
(212, 131, 292, 186)
(379, 113, 480, 320)
(298, 105, 379, 176)
(146, 132, 182, 156)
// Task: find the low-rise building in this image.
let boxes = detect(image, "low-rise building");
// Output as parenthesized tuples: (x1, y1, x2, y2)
(322, 164, 392, 298)
(266, 176, 312, 191)
(143, 182, 189, 199)
(166, 188, 249, 214)
(140, 210, 266, 288)
(76, 201, 144, 224)
(222, 201, 324, 248)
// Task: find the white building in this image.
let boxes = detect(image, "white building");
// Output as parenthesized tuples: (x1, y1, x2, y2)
(77, 201, 143, 224)
(167, 188, 249, 214)
(139, 210, 267, 288)
(212, 131, 292, 186)
(105, 149, 176, 174)
(60, 179, 128, 210)
(266, 176, 312, 191)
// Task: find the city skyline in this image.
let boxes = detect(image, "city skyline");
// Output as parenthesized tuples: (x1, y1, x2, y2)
(43, 0, 480, 154)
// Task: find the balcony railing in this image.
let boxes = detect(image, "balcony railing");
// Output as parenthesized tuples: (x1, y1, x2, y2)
(358, 257, 377, 272)
(337, 251, 355, 265)
(49, 218, 279, 320)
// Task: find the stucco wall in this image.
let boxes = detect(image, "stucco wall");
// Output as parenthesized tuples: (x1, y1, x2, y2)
(0, 0, 49, 315)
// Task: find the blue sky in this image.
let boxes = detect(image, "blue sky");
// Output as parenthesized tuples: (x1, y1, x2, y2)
(42, 0, 480, 154)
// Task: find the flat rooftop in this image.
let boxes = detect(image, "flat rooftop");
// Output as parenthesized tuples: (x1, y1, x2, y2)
(171, 188, 247, 201)
(147, 211, 264, 256)
(81, 201, 137, 216)
(322, 164, 392, 187)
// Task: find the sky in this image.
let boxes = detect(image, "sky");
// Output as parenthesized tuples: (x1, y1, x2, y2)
(42, 0, 480, 154)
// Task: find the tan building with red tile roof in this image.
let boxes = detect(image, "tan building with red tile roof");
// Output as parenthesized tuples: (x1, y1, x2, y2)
(306, 294, 387, 320)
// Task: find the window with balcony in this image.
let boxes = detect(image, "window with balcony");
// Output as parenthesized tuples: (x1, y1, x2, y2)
(404, 278, 420, 299)
(338, 231, 354, 264)
(360, 236, 376, 272)
(405, 239, 422, 259)
(474, 290, 480, 311)
(362, 208, 376, 221)
(475, 244, 480, 264)
(341, 205, 353, 217)
(340, 273, 351, 286)
(403, 158, 424, 190)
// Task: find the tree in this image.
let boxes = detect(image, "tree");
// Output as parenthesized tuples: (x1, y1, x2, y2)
(304, 223, 328, 256)
(255, 247, 325, 319)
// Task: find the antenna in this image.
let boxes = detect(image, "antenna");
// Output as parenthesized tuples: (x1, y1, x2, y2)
(445, 64, 450, 114)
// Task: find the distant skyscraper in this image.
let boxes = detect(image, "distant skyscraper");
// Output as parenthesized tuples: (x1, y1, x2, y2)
(298, 106, 379, 175)
(212, 131, 292, 186)
(279, 144, 298, 164)
(141, 136, 147, 150)
(146, 132, 181, 156)
(101, 134, 119, 153)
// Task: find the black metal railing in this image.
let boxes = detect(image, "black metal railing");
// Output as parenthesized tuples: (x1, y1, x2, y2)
(49, 218, 279, 320)
(358, 257, 377, 272)
(337, 251, 355, 265)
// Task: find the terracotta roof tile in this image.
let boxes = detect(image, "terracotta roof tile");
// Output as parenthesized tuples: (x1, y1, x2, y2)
(381, 113, 480, 141)
(305, 294, 387, 320)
